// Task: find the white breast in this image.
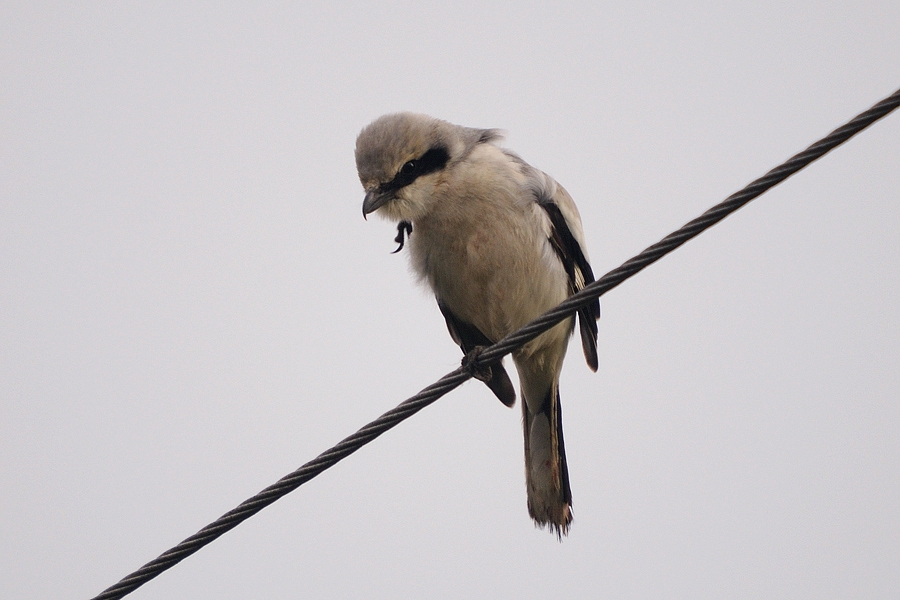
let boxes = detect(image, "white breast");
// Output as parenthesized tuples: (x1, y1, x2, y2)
(407, 145, 570, 345)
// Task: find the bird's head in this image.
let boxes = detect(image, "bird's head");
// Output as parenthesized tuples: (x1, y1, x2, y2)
(355, 112, 499, 222)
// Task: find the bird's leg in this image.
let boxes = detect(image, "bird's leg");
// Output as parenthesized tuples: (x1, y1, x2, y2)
(461, 345, 493, 383)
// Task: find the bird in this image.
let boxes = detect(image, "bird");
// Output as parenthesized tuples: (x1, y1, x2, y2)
(355, 113, 599, 536)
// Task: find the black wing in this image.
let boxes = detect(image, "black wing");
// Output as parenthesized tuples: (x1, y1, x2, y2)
(437, 300, 516, 407)
(537, 200, 600, 372)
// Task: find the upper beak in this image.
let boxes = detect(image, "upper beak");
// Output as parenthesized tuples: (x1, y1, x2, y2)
(362, 189, 390, 219)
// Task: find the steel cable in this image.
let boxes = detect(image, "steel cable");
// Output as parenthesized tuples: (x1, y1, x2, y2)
(91, 86, 900, 600)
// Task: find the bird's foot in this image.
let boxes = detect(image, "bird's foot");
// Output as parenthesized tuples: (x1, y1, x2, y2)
(462, 346, 493, 383)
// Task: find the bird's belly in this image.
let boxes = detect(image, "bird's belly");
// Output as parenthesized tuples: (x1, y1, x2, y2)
(411, 221, 568, 343)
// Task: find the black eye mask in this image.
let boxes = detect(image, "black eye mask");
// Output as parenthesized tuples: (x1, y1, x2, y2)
(378, 146, 450, 194)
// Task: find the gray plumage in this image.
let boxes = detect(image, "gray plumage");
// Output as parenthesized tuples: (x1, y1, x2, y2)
(356, 113, 599, 536)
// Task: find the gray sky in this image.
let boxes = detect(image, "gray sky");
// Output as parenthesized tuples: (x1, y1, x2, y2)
(2, 3, 899, 599)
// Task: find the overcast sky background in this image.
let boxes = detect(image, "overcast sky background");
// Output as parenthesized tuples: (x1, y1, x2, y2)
(2, 3, 899, 599)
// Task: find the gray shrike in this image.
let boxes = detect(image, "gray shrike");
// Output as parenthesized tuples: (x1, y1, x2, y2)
(356, 113, 599, 536)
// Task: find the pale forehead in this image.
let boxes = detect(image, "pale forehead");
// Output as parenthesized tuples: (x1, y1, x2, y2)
(355, 113, 449, 184)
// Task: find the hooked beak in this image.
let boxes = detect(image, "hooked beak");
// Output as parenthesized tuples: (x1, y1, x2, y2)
(362, 189, 390, 219)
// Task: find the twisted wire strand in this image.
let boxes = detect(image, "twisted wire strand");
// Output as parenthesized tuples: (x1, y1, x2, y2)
(91, 86, 900, 600)
(481, 87, 900, 362)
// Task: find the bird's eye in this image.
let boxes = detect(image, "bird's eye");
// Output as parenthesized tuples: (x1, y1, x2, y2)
(399, 160, 417, 175)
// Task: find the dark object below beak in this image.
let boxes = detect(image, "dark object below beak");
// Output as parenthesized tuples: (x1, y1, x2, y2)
(391, 221, 412, 253)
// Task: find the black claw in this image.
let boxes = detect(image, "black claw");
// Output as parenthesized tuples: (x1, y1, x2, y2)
(391, 221, 413, 254)
(461, 345, 493, 383)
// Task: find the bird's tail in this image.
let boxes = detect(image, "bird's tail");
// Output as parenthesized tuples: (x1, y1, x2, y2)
(522, 384, 572, 537)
